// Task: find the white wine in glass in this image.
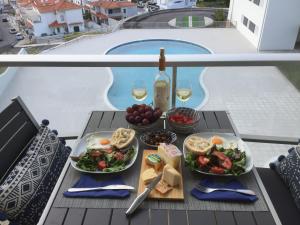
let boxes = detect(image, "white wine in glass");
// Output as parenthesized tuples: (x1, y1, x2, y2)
(132, 80, 148, 101)
(176, 88, 192, 102)
(176, 80, 192, 105)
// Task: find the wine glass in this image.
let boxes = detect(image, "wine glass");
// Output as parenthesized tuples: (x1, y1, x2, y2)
(131, 80, 148, 102)
(176, 80, 192, 106)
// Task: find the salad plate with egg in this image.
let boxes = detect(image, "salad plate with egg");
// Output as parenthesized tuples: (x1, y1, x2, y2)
(70, 128, 139, 174)
(183, 133, 253, 176)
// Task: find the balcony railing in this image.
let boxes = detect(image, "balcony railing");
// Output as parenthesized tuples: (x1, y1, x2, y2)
(0, 53, 300, 145)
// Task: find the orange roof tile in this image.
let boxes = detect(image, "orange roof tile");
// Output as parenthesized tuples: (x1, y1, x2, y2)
(33, 0, 82, 13)
(49, 20, 66, 27)
(91, 11, 108, 20)
(90, 1, 136, 9)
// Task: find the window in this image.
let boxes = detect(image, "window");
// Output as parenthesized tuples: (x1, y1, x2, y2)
(123, 8, 126, 14)
(249, 21, 256, 33)
(243, 16, 248, 27)
(60, 15, 64, 22)
(253, 0, 260, 6)
(249, 0, 261, 6)
(242, 15, 257, 34)
(108, 9, 113, 14)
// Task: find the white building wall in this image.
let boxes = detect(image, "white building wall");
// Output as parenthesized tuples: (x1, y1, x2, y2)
(229, 0, 300, 51)
(56, 11, 66, 24)
(258, 0, 300, 50)
(228, 0, 266, 49)
(64, 9, 85, 32)
(123, 6, 137, 18)
(0, 0, 4, 11)
(33, 12, 56, 36)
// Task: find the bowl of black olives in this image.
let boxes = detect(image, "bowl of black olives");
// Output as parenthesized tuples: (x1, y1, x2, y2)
(140, 130, 177, 148)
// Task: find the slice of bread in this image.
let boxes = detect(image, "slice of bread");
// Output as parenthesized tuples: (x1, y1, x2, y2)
(184, 136, 213, 155)
(111, 128, 135, 149)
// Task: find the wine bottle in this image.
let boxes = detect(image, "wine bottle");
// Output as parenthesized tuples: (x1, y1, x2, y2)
(153, 48, 170, 112)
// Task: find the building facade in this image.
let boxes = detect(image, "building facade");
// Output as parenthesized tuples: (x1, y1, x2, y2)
(17, 0, 84, 37)
(85, 0, 137, 25)
(228, 0, 300, 51)
(156, 0, 196, 10)
(0, 0, 4, 12)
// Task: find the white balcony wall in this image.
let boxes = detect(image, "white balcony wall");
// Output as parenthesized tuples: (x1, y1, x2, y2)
(258, 0, 300, 50)
(0, 49, 27, 98)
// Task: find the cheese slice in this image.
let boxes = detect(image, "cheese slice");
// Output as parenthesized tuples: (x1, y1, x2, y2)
(141, 168, 158, 184)
(157, 143, 182, 169)
(162, 164, 181, 187)
(155, 180, 173, 194)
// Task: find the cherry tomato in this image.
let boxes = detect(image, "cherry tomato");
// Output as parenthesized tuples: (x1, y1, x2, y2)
(210, 166, 225, 174)
(97, 161, 106, 170)
(197, 156, 210, 167)
(222, 158, 232, 169)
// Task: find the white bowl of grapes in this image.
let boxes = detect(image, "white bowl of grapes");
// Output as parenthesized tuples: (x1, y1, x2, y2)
(125, 104, 163, 132)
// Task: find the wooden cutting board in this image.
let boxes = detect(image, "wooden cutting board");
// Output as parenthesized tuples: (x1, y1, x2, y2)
(137, 150, 184, 200)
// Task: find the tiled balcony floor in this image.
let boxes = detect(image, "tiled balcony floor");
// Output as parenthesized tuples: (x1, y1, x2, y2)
(0, 29, 299, 165)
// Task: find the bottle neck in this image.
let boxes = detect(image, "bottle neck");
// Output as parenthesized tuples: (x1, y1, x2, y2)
(159, 57, 165, 71)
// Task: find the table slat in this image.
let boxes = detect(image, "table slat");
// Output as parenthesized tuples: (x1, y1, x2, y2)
(215, 212, 236, 225)
(188, 211, 217, 225)
(110, 111, 128, 128)
(83, 209, 111, 225)
(253, 212, 276, 225)
(234, 212, 256, 225)
(150, 209, 168, 225)
(214, 111, 234, 131)
(203, 111, 220, 129)
(198, 112, 208, 130)
(44, 208, 68, 225)
(130, 208, 149, 225)
(110, 209, 129, 225)
(63, 208, 85, 225)
(83, 112, 103, 136)
(99, 112, 115, 129)
(169, 210, 188, 225)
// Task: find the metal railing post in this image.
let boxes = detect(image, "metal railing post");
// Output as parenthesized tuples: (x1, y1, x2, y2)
(172, 66, 177, 108)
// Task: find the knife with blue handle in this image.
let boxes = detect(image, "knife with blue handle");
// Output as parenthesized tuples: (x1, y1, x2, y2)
(126, 173, 162, 216)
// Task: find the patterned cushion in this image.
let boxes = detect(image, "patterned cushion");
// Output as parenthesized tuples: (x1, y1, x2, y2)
(0, 124, 71, 225)
(270, 145, 300, 210)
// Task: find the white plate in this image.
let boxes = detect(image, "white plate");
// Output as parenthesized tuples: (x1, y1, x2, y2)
(70, 131, 139, 174)
(183, 132, 253, 176)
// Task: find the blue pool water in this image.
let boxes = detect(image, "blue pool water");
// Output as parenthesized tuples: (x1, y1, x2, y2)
(106, 39, 210, 109)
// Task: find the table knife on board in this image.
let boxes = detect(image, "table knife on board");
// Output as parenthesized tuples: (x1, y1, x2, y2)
(126, 173, 162, 216)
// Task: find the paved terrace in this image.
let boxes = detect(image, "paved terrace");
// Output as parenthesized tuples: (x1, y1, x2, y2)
(0, 28, 299, 166)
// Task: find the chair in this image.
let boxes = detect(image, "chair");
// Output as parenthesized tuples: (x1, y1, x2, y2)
(0, 96, 39, 183)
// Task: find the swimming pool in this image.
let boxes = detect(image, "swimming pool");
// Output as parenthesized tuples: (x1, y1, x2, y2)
(106, 39, 211, 109)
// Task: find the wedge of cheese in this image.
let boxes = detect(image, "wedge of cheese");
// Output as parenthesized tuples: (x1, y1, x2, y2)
(141, 168, 158, 184)
(158, 143, 182, 169)
(162, 164, 181, 187)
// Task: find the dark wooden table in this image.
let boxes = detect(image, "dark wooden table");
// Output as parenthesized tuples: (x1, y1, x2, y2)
(42, 111, 279, 225)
